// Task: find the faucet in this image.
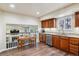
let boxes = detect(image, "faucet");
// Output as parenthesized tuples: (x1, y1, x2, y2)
(61, 27, 65, 35)
(57, 27, 65, 35)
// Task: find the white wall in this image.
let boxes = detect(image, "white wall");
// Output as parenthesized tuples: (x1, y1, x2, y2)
(0, 11, 40, 52)
(3, 12, 40, 26)
(0, 11, 6, 52)
(40, 4, 79, 20)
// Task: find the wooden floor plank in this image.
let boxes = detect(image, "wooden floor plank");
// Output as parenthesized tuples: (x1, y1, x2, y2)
(0, 43, 74, 56)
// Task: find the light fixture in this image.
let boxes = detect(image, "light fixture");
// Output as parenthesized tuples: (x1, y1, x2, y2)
(9, 4, 15, 8)
(36, 12, 40, 15)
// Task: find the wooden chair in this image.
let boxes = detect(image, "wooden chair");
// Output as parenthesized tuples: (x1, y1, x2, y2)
(29, 35, 36, 47)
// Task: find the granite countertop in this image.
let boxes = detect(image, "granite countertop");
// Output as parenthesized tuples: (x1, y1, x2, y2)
(41, 32, 79, 38)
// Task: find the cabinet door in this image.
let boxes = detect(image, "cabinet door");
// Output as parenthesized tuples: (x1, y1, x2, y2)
(45, 20, 49, 28)
(70, 37, 79, 45)
(70, 44, 79, 55)
(42, 34, 46, 43)
(41, 21, 46, 28)
(75, 12, 79, 27)
(53, 35, 60, 48)
(49, 20, 53, 28)
(49, 19, 56, 28)
(39, 33, 43, 42)
(60, 37, 69, 52)
(41, 18, 56, 28)
(41, 21, 44, 28)
(69, 37, 79, 55)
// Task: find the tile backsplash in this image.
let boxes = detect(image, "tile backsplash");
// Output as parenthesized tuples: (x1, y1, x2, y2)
(43, 27, 79, 34)
(73, 27, 79, 34)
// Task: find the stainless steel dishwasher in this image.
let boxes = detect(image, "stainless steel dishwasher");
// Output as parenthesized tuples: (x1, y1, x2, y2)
(46, 34, 53, 46)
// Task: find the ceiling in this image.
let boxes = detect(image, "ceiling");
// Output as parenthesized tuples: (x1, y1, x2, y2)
(0, 3, 72, 17)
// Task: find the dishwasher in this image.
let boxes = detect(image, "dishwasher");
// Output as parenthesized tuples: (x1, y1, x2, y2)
(46, 34, 53, 47)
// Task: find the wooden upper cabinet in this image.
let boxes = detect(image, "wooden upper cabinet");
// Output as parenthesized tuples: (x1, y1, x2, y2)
(75, 12, 79, 27)
(41, 21, 46, 28)
(41, 18, 56, 28)
(49, 18, 54, 28)
(41, 21, 44, 28)
(45, 20, 49, 28)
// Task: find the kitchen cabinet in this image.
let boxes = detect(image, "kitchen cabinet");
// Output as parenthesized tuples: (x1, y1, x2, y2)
(42, 34, 46, 43)
(40, 33, 79, 55)
(52, 35, 60, 48)
(40, 34, 46, 43)
(70, 37, 79, 45)
(70, 44, 79, 55)
(41, 20, 49, 28)
(59, 36, 69, 52)
(41, 18, 56, 28)
(49, 19, 54, 28)
(75, 12, 79, 27)
(69, 37, 79, 55)
(41, 21, 46, 28)
(39, 33, 43, 42)
(45, 20, 49, 28)
(52, 35, 79, 55)
(50, 18, 56, 28)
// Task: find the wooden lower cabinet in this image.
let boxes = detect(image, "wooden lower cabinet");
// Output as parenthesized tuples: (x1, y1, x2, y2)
(70, 37, 79, 45)
(53, 35, 69, 52)
(60, 39, 69, 52)
(39, 34, 46, 43)
(42, 34, 46, 43)
(59, 36, 69, 52)
(69, 44, 79, 55)
(69, 37, 79, 55)
(52, 35, 60, 48)
(40, 34, 79, 55)
(39, 33, 43, 42)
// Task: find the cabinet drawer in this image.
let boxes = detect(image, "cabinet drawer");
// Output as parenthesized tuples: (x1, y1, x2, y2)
(70, 38, 79, 45)
(70, 49, 79, 55)
(70, 44, 79, 55)
(70, 44, 78, 51)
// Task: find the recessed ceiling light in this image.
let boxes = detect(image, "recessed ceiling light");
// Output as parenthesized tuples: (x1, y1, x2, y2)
(9, 4, 15, 8)
(36, 12, 40, 15)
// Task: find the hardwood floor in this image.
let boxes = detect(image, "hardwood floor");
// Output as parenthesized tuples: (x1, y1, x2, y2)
(0, 43, 74, 56)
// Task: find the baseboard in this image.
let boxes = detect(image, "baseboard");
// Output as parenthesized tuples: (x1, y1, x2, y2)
(0, 46, 17, 53)
(0, 49, 7, 53)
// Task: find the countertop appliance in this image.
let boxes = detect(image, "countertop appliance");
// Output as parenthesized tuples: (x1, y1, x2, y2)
(46, 34, 53, 46)
(41, 29, 45, 33)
